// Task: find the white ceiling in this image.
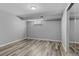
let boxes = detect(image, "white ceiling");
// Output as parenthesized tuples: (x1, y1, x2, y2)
(0, 3, 69, 20)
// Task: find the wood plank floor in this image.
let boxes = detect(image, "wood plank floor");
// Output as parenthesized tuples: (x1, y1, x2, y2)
(69, 43, 79, 56)
(0, 39, 62, 56)
(0, 39, 78, 56)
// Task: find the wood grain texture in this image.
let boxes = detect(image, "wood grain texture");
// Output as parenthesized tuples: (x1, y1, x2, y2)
(0, 39, 62, 56)
(69, 43, 79, 56)
(0, 39, 78, 56)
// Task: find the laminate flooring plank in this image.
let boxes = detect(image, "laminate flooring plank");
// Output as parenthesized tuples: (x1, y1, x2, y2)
(0, 39, 63, 56)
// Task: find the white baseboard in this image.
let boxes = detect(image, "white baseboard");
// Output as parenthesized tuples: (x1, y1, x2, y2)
(0, 37, 61, 48)
(0, 39, 23, 48)
(69, 41, 79, 44)
(26, 37, 61, 42)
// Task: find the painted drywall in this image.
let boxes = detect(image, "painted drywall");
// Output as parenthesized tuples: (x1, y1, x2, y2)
(69, 20, 79, 43)
(27, 20, 61, 41)
(0, 10, 27, 45)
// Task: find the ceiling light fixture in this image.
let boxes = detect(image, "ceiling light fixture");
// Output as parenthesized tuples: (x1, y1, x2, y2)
(31, 6, 36, 10)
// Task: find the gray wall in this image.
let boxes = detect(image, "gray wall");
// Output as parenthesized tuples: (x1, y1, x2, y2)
(69, 20, 79, 43)
(27, 20, 61, 41)
(0, 10, 27, 45)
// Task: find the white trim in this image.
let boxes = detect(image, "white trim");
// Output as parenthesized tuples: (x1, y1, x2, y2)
(0, 39, 23, 48)
(0, 37, 61, 48)
(64, 3, 71, 12)
(26, 37, 61, 42)
(69, 41, 79, 44)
